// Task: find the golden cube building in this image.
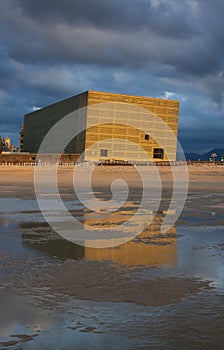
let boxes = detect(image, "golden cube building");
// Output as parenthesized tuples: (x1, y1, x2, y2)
(23, 90, 179, 161)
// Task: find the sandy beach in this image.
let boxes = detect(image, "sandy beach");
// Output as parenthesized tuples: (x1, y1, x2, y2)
(0, 163, 223, 190)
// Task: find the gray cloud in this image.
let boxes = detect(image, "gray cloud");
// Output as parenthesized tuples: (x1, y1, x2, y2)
(0, 0, 223, 151)
(10, 0, 198, 37)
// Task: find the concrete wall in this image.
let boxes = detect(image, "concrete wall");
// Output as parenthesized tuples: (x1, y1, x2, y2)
(0, 153, 80, 165)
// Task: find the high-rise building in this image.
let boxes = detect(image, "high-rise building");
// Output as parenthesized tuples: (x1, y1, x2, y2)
(19, 124, 24, 151)
(23, 90, 179, 161)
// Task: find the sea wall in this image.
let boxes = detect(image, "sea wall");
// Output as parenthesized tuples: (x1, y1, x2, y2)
(0, 153, 80, 165)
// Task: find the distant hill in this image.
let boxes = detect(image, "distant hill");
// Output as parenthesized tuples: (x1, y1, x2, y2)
(184, 152, 200, 161)
(185, 147, 224, 161)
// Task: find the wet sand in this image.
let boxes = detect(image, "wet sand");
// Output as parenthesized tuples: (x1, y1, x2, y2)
(0, 164, 224, 348)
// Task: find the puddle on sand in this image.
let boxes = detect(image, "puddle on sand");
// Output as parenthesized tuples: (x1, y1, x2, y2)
(0, 189, 224, 348)
(1, 290, 224, 349)
(0, 294, 134, 350)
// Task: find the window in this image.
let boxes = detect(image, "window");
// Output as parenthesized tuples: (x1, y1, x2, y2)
(145, 134, 150, 140)
(100, 149, 108, 157)
(153, 148, 164, 159)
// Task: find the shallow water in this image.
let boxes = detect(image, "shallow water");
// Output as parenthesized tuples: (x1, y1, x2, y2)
(0, 188, 224, 349)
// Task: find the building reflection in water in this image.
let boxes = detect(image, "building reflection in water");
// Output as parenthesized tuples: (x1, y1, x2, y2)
(19, 205, 177, 268)
(19, 191, 177, 266)
(83, 211, 176, 267)
(84, 228, 176, 267)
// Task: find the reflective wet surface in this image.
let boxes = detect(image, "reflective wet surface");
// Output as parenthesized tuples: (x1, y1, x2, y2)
(0, 186, 224, 349)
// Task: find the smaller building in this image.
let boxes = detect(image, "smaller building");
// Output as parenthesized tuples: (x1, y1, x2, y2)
(5, 136, 10, 148)
(0, 135, 20, 154)
(0, 136, 11, 153)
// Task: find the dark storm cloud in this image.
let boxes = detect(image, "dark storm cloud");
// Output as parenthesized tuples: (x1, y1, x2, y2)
(1, 0, 222, 83)
(0, 0, 223, 151)
(13, 0, 198, 38)
(1, 0, 199, 64)
(0, 0, 222, 78)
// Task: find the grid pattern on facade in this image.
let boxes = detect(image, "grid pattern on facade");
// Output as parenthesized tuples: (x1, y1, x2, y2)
(85, 91, 179, 161)
(22, 90, 179, 162)
(23, 92, 88, 153)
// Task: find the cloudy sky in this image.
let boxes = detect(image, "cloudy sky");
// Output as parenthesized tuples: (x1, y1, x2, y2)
(0, 0, 224, 153)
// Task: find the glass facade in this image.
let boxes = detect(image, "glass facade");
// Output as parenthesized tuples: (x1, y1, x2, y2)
(23, 90, 179, 162)
(85, 91, 179, 162)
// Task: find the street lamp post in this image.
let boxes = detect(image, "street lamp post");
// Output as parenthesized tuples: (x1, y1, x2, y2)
(210, 153, 217, 163)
